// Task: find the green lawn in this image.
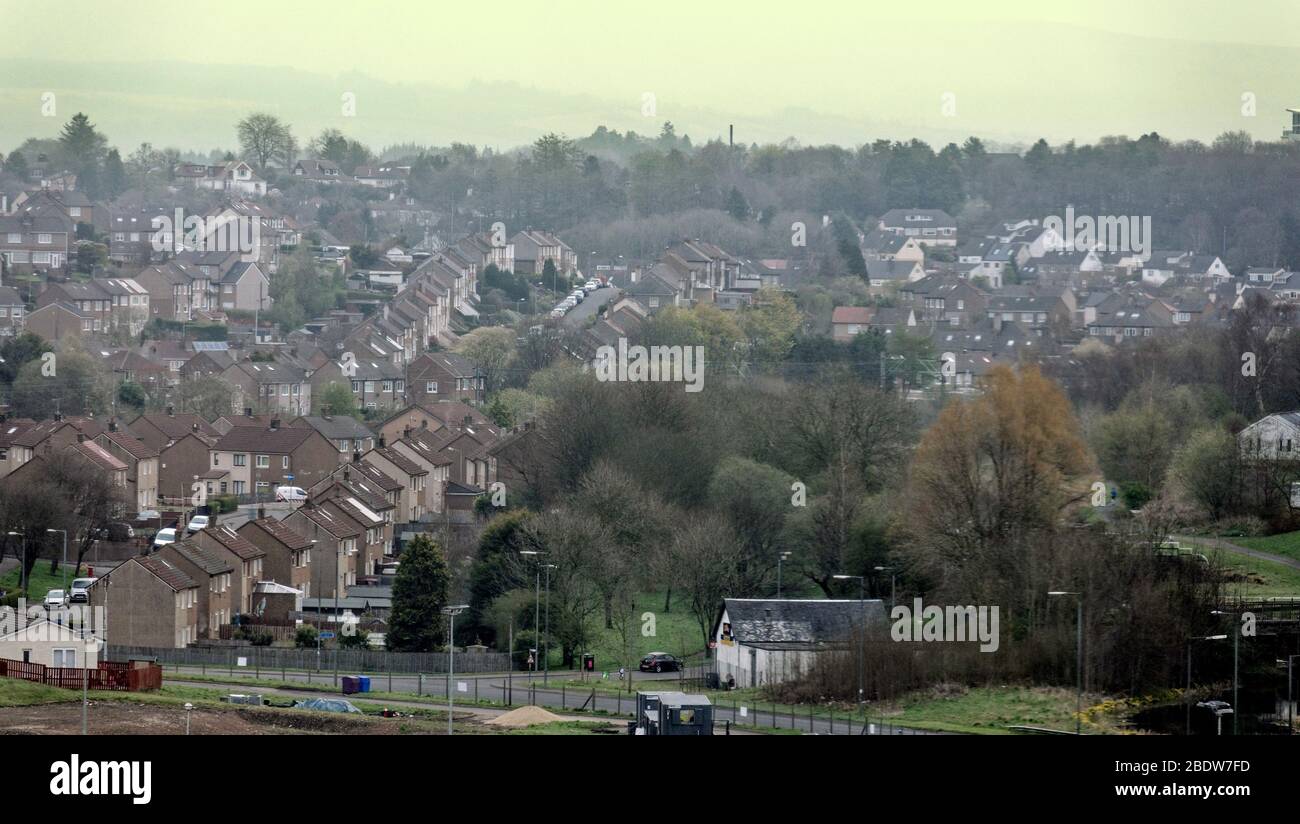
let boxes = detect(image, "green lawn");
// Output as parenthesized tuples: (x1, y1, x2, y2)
(1232, 531, 1300, 565)
(0, 677, 77, 707)
(542, 592, 709, 674)
(886, 686, 1106, 734)
(0, 559, 89, 601)
(1178, 539, 1300, 598)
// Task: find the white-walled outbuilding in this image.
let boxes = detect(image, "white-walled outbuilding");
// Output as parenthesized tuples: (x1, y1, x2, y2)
(711, 598, 886, 688)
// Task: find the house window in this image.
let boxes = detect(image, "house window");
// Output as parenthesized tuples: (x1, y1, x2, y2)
(233, 453, 246, 467)
(37, 234, 52, 244)
(426, 381, 438, 393)
(256, 455, 269, 468)
(52, 648, 76, 668)
(5, 233, 19, 244)
(351, 381, 361, 393)
(213, 453, 220, 466)
(382, 380, 393, 393)
(282, 456, 289, 469)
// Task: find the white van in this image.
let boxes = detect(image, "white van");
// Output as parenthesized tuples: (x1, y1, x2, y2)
(275, 486, 307, 502)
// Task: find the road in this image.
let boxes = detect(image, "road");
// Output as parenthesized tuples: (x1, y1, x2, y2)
(560, 286, 618, 327)
(163, 665, 938, 735)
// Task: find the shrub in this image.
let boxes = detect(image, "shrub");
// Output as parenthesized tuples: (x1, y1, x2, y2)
(295, 624, 319, 648)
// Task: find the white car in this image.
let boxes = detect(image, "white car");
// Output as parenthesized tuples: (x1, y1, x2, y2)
(550, 308, 566, 318)
(570, 290, 585, 303)
(69, 577, 97, 604)
(584, 280, 599, 293)
(186, 514, 210, 534)
(44, 589, 67, 608)
(275, 486, 307, 502)
(152, 527, 177, 549)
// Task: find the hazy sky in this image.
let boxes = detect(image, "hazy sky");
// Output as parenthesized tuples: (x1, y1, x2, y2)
(3, 0, 1300, 153)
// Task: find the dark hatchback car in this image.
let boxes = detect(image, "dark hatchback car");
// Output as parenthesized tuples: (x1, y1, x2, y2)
(639, 653, 683, 673)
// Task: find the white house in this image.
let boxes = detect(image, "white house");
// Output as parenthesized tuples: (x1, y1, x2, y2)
(0, 617, 102, 668)
(1238, 412, 1300, 460)
(711, 598, 886, 689)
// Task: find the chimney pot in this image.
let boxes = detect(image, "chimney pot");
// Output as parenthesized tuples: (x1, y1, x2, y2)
(257, 506, 266, 520)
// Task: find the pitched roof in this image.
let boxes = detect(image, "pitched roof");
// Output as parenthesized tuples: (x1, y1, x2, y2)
(214, 425, 316, 453)
(242, 517, 313, 551)
(369, 446, 427, 476)
(202, 524, 266, 560)
(299, 505, 363, 539)
(164, 540, 233, 576)
(134, 555, 197, 591)
(100, 429, 159, 460)
(292, 415, 375, 441)
(718, 598, 887, 647)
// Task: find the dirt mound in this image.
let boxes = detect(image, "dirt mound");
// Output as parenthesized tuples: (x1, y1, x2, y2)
(486, 705, 565, 728)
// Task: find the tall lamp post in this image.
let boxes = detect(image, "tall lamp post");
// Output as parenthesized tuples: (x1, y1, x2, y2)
(519, 549, 546, 680)
(1185, 634, 1228, 735)
(1281, 655, 1300, 735)
(442, 604, 468, 735)
(1210, 610, 1241, 735)
(874, 565, 896, 609)
(1048, 591, 1084, 735)
(6, 532, 25, 596)
(47, 528, 68, 592)
(310, 539, 320, 671)
(777, 552, 792, 598)
(833, 574, 866, 709)
(543, 563, 556, 685)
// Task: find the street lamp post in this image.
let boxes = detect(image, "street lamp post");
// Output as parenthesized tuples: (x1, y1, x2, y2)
(1185, 634, 1228, 735)
(520, 550, 545, 680)
(777, 552, 791, 598)
(1211, 610, 1241, 735)
(1282, 655, 1300, 734)
(442, 604, 468, 735)
(310, 539, 320, 671)
(1049, 591, 1084, 735)
(874, 565, 896, 610)
(82, 638, 96, 735)
(47, 528, 68, 592)
(544, 563, 556, 685)
(833, 574, 866, 709)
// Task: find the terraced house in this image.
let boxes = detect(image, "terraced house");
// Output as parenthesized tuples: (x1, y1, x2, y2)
(208, 420, 338, 498)
(0, 209, 73, 272)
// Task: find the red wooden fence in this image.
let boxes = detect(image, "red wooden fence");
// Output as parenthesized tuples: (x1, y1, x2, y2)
(0, 658, 162, 692)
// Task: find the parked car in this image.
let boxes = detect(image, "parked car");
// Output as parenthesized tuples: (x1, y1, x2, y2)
(94, 522, 135, 541)
(152, 527, 177, 549)
(186, 514, 210, 534)
(550, 308, 566, 318)
(44, 589, 67, 608)
(583, 280, 599, 293)
(275, 486, 307, 502)
(69, 577, 97, 604)
(639, 652, 683, 673)
(570, 290, 585, 303)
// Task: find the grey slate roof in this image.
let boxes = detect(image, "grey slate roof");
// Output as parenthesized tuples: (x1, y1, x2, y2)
(715, 598, 887, 649)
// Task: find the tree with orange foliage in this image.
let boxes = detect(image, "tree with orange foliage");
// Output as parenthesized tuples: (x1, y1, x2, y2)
(901, 365, 1095, 605)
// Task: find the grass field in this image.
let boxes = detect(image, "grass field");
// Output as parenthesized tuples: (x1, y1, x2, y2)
(542, 592, 709, 673)
(1232, 531, 1300, 565)
(0, 559, 89, 601)
(1178, 538, 1300, 598)
(0, 677, 76, 707)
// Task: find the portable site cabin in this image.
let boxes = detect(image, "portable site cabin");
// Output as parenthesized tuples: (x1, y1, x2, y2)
(631, 691, 713, 736)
